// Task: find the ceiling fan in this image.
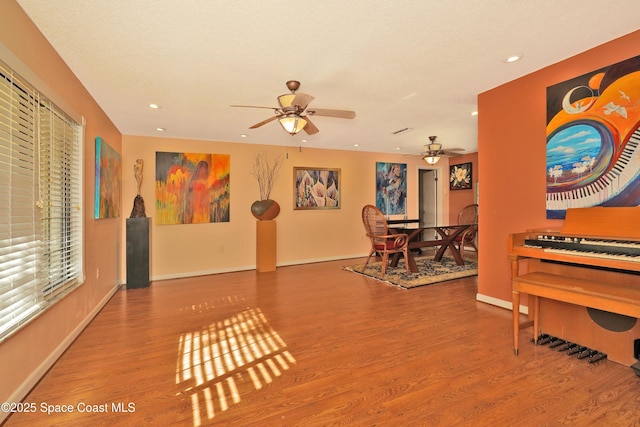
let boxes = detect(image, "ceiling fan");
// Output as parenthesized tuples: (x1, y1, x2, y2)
(231, 80, 356, 135)
(421, 136, 464, 165)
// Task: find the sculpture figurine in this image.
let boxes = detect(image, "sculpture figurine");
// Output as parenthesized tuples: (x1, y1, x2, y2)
(130, 159, 147, 218)
(134, 159, 144, 195)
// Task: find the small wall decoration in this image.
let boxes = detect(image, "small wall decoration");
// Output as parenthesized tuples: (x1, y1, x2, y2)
(375, 162, 407, 215)
(294, 167, 340, 209)
(94, 136, 121, 219)
(155, 152, 230, 224)
(450, 162, 472, 190)
(546, 54, 640, 219)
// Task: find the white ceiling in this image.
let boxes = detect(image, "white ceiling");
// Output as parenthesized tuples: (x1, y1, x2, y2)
(16, 0, 640, 156)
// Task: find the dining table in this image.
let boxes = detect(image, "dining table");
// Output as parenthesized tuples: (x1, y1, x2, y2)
(387, 221, 476, 273)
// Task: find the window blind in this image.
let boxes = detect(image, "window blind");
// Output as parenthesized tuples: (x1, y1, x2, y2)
(0, 60, 83, 342)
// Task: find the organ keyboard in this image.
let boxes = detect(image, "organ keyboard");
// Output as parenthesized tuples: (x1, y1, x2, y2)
(509, 206, 640, 367)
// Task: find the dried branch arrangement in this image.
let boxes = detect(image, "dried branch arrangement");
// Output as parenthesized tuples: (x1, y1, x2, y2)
(250, 152, 283, 200)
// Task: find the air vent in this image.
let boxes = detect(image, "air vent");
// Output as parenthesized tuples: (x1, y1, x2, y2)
(391, 127, 413, 135)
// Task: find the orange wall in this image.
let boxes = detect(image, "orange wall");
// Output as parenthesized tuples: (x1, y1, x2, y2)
(448, 152, 478, 224)
(477, 30, 640, 308)
(0, 1, 122, 407)
(121, 135, 452, 280)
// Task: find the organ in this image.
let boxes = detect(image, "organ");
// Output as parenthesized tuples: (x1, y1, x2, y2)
(509, 206, 640, 369)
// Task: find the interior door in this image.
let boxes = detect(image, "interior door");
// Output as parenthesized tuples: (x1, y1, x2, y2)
(419, 169, 438, 239)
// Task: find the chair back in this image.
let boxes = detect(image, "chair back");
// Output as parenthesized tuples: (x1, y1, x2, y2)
(362, 205, 389, 242)
(458, 204, 478, 225)
(457, 203, 478, 244)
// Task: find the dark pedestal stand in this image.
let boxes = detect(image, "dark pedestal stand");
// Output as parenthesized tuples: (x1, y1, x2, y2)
(126, 217, 150, 289)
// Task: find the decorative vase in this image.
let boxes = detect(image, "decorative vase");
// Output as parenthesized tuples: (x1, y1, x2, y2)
(251, 199, 280, 220)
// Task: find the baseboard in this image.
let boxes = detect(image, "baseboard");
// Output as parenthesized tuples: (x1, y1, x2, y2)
(476, 292, 529, 315)
(152, 265, 256, 281)
(151, 254, 368, 282)
(277, 254, 366, 267)
(2, 284, 120, 424)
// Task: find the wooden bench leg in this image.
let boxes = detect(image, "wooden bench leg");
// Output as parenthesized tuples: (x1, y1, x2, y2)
(513, 290, 520, 356)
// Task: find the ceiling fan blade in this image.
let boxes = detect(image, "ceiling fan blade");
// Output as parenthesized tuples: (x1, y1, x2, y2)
(308, 108, 356, 119)
(292, 93, 315, 110)
(303, 117, 319, 135)
(249, 115, 279, 129)
(231, 104, 278, 110)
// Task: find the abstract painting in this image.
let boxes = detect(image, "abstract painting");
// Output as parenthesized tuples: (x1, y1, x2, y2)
(294, 167, 340, 209)
(546, 54, 640, 219)
(155, 152, 230, 224)
(94, 136, 121, 219)
(375, 162, 406, 215)
(450, 162, 472, 190)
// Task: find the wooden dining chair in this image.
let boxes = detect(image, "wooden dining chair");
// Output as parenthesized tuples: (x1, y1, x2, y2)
(455, 203, 478, 258)
(361, 204, 410, 276)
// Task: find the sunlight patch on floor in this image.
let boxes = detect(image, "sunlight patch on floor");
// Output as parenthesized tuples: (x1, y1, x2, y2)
(176, 307, 296, 426)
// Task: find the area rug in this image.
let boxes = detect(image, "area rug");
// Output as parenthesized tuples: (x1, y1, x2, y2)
(343, 256, 477, 289)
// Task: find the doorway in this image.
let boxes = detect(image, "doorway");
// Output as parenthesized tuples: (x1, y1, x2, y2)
(418, 168, 439, 240)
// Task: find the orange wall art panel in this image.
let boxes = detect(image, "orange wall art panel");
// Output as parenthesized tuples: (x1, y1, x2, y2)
(155, 152, 230, 224)
(546, 54, 640, 218)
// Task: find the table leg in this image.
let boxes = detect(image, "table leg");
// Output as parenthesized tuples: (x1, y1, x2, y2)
(447, 242, 465, 265)
(391, 251, 418, 273)
(405, 250, 418, 273)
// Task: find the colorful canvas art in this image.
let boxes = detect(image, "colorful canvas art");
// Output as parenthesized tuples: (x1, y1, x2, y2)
(546, 54, 640, 219)
(94, 136, 121, 219)
(155, 152, 230, 224)
(294, 167, 340, 209)
(375, 162, 407, 215)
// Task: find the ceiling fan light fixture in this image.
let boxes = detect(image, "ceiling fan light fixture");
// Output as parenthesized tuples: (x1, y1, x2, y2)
(423, 155, 440, 165)
(279, 114, 307, 135)
(278, 93, 296, 109)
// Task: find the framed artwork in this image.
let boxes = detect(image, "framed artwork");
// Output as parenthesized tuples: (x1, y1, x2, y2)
(546, 54, 640, 219)
(450, 162, 472, 190)
(155, 152, 230, 224)
(375, 162, 406, 215)
(294, 167, 340, 209)
(94, 136, 121, 219)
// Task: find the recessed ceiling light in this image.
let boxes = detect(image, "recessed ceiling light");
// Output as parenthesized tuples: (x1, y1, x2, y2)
(471, 111, 478, 116)
(396, 147, 402, 150)
(240, 134, 247, 138)
(156, 127, 165, 132)
(354, 143, 360, 147)
(301, 139, 308, 143)
(149, 103, 160, 109)
(504, 54, 522, 63)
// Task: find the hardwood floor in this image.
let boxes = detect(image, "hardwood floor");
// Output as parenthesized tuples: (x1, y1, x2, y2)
(4, 255, 640, 426)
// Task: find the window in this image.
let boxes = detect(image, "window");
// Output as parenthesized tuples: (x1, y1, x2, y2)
(0, 59, 83, 342)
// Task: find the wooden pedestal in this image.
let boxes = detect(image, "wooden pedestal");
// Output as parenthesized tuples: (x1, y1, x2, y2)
(256, 220, 276, 272)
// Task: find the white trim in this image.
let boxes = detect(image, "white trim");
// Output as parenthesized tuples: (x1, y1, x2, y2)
(150, 254, 368, 283)
(476, 292, 529, 315)
(1, 284, 120, 425)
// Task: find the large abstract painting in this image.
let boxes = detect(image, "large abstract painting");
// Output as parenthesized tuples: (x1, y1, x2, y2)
(294, 167, 340, 209)
(94, 136, 121, 219)
(375, 162, 407, 215)
(546, 54, 640, 219)
(155, 152, 230, 224)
